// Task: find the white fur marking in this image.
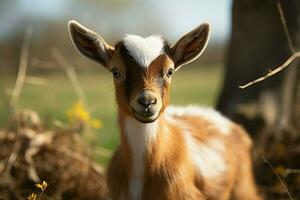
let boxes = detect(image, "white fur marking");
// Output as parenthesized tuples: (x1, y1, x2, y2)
(124, 116, 158, 200)
(123, 35, 164, 68)
(185, 132, 226, 178)
(165, 114, 227, 178)
(166, 105, 231, 135)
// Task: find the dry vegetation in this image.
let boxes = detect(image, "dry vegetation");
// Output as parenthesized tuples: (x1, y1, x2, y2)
(0, 110, 108, 200)
(0, 29, 109, 199)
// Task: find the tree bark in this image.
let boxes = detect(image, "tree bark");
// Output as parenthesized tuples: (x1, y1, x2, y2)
(217, 0, 300, 135)
(216, 0, 300, 198)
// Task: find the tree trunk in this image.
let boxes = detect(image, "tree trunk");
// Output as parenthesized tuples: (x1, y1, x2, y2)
(216, 0, 300, 198)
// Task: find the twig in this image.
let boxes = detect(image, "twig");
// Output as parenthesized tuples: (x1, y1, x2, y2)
(239, 1, 299, 89)
(38, 180, 56, 200)
(276, 2, 295, 53)
(5, 140, 22, 173)
(239, 51, 300, 89)
(285, 168, 300, 175)
(51, 47, 88, 108)
(10, 26, 33, 112)
(51, 47, 97, 141)
(8, 50, 35, 188)
(262, 156, 294, 200)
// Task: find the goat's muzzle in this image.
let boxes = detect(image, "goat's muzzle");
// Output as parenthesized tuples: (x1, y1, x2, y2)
(130, 91, 161, 123)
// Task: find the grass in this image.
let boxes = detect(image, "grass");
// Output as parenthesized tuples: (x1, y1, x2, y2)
(0, 65, 222, 165)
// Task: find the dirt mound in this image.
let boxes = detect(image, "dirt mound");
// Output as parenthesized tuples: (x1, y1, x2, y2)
(0, 110, 108, 199)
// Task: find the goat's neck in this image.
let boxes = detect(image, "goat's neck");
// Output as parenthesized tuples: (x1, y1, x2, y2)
(119, 111, 169, 161)
(117, 110, 183, 199)
(118, 111, 170, 199)
(122, 111, 172, 198)
(118, 110, 174, 170)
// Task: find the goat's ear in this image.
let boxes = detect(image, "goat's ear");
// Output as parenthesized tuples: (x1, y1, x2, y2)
(170, 23, 210, 70)
(68, 20, 114, 70)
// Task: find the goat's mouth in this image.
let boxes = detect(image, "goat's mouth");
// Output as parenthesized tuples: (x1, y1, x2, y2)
(132, 109, 159, 123)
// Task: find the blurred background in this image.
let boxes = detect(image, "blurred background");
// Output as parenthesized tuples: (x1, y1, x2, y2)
(0, 0, 230, 73)
(0, 0, 299, 199)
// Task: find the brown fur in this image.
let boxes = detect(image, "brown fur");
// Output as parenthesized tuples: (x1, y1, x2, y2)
(68, 21, 261, 200)
(106, 49, 262, 200)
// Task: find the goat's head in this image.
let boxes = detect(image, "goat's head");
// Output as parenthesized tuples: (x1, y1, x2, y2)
(68, 20, 210, 123)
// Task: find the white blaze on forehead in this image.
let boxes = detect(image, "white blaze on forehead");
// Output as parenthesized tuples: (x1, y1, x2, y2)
(123, 34, 165, 68)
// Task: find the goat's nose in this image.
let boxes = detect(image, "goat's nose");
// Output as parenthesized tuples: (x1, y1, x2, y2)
(138, 95, 157, 109)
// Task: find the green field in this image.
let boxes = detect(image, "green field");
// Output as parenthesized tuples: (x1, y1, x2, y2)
(0, 65, 222, 165)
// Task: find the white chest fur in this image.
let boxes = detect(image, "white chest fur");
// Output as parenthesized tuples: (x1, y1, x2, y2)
(124, 116, 158, 200)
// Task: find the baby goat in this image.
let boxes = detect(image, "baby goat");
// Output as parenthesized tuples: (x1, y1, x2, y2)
(68, 20, 261, 200)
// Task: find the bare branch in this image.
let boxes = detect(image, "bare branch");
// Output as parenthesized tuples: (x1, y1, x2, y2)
(276, 2, 295, 53)
(239, 51, 300, 89)
(5, 140, 22, 173)
(51, 47, 88, 108)
(10, 26, 33, 112)
(239, 1, 299, 89)
(263, 156, 294, 200)
(285, 168, 300, 175)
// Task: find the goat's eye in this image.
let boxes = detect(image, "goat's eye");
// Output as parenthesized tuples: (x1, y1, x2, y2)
(112, 69, 121, 78)
(166, 68, 174, 78)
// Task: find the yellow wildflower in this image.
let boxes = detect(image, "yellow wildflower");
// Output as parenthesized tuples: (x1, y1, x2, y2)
(35, 180, 48, 191)
(27, 193, 37, 200)
(66, 101, 90, 122)
(66, 101, 103, 129)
